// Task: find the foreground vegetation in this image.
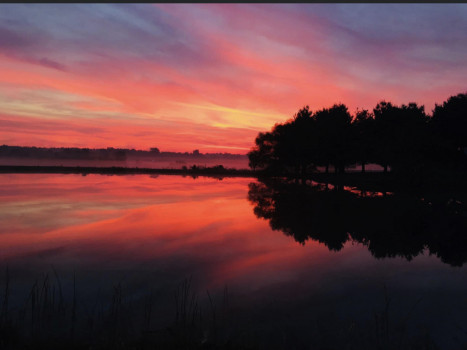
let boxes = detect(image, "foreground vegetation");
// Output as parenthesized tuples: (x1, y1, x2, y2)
(0, 270, 458, 350)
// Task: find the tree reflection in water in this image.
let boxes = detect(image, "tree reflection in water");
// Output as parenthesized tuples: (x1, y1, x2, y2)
(248, 178, 467, 266)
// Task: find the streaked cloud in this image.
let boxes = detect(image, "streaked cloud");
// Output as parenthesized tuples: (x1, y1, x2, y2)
(0, 4, 466, 152)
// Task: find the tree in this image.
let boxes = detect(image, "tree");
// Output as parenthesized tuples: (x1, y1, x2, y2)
(373, 101, 397, 173)
(248, 131, 279, 172)
(313, 104, 353, 174)
(431, 93, 467, 167)
(248, 106, 315, 176)
(432, 93, 467, 148)
(372, 101, 427, 174)
(275, 106, 315, 177)
(395, 103, 429, 172)
(351, 109, 375, 173)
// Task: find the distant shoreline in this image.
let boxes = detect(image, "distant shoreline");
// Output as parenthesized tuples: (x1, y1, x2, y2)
(0, 165, 256, 178)
(0, 165, 391, 189)
(2, 165, 466, 196)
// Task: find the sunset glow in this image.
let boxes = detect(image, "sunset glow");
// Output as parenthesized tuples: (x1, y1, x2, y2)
(0, 174, 346, 292)
(1, 4, 466, 152)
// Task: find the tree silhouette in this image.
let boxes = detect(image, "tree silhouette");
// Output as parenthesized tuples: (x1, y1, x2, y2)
(372, 101, 428, 174)
(351, 109, 375, 173)
(372, 101, 398, 173)
(431, 93, 467, 168)
(275, 106, 315, 177)
(248, 106, 315, 177)
(313, 104, 353, 174)
(248, 92, 467, 186)
(248, 131, 279, 172)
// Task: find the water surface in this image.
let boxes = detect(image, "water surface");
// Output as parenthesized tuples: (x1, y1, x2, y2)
(0, 174, 466, 348)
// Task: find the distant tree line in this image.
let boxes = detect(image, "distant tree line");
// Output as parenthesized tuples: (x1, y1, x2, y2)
(248, 93, 467, 179)
(0, 146, 246, 161)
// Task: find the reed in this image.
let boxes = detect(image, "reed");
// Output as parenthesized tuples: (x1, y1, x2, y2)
(0, 270, 448, 349)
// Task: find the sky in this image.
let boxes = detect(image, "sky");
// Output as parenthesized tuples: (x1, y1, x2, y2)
(0, 4, 466, 153)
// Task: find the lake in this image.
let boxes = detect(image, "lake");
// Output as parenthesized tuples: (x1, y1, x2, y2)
(0, 174, 466, 349)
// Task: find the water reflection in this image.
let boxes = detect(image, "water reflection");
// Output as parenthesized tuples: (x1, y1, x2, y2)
(1, 174, 467, 348)
(248, 178, 467, 266)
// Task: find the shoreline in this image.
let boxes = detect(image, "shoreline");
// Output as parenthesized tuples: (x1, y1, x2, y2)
(0, 165, 256, 178)
(0, 165, 395, 192)
(2, 165, 464, 195)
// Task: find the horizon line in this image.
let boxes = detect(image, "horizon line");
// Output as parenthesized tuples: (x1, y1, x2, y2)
(0, 144, 249, 156)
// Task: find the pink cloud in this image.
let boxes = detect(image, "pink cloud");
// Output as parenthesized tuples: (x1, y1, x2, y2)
(1, 4, 466, 151)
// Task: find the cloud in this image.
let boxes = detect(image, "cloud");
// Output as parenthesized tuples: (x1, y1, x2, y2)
(0, 25, 35, 49)
(0, 4, 466, 151)
(36, 57, 67, 71)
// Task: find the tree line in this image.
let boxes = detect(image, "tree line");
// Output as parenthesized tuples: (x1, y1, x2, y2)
(248, 93, 467, 180)
(0, 145, 246, 161)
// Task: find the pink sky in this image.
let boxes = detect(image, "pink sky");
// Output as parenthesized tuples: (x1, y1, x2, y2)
(0, 4, 466, 153)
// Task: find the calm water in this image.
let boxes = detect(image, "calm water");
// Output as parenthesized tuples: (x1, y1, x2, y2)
(0, 156, 249, 169)
(0, 174, 466, 348)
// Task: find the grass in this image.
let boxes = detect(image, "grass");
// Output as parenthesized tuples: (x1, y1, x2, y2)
(0, 270, 241, 349)
(0, 268, 459, 349)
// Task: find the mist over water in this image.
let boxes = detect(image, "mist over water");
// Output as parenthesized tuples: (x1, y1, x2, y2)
(0, 155, 249, 170)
